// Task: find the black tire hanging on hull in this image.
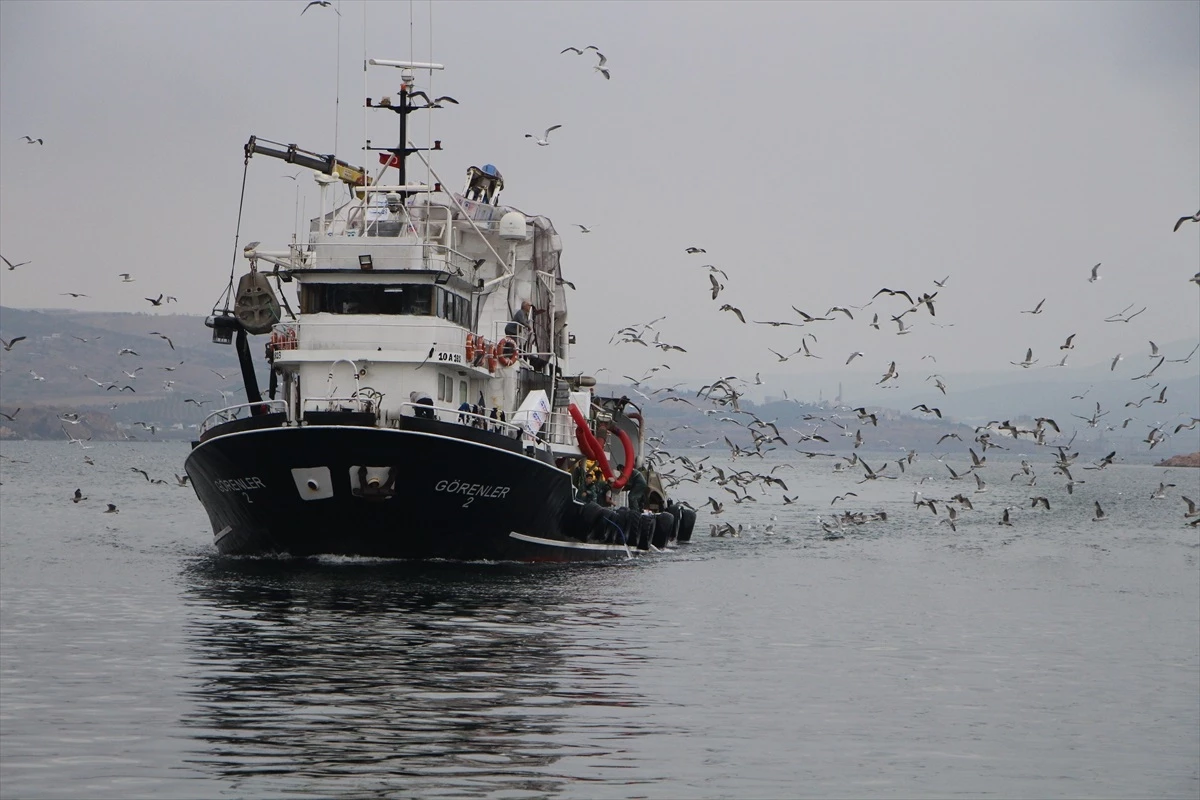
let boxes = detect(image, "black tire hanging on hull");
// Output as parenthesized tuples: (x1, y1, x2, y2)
(574, 501, 607, 540)
(677, 507, 697, 542)
(652, 512, 674, 549)
(664, 503, 683, 543)
(635, 511, 655, 551)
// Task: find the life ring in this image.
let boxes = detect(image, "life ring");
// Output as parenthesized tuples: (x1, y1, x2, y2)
(286, 328, 297, 349)
(495, 336, 519, 367)
(486, 342, 497, 373)
(465, 333, 476, 362)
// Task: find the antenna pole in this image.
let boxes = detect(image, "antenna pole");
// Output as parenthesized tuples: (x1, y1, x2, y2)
(398, 77, 408, 188)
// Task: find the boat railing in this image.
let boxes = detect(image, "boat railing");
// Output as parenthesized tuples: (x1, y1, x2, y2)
(394, 401, 532, 440)
(200, 400, 290, 435)
(269, 322, 299, 352)
(306, 240, 476, 276)
(542, 409, 579, 447)
(302, 396, 375, 415)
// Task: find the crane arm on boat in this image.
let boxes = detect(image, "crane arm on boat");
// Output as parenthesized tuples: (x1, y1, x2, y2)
(244, 135, 370, 188)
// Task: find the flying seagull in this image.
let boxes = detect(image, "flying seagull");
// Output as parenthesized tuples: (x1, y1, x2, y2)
(524, 125, 562, 146)
(60, 292, 89, 298)
(1021, 298, 1046, 315)
(1, 336, 26, 351)
(145, 294, 165, 306)
(21, 136, 44, 145)
(708, 273, 724, 300)
(118, 273, 134, 282)
(148, 332, 174, 350)
(1088, 263, 1101, 283)
(685, 246, 707, 254)
(719, 304, 746, 323)
(1010, 348, 1038, 368)
(301, 0, 339, 15)
(574, 224, 593, 233)
(560, 46, 584, 55)
(1173, 210, 1199, 232)
(2, 255, 29, 270)
(408, 91, 459, 108)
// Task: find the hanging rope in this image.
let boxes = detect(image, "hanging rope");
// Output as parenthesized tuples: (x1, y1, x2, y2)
(214, 157, 252, 313)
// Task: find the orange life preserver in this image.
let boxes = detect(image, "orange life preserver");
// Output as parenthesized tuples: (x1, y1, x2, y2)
(465, 333, 476, 362)
(286, 328, 297, 349)
(495, 336, 519, 367)
(486, 344, 497, 373)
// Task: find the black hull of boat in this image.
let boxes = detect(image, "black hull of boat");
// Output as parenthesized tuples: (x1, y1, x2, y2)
(184, 426, 634, 562)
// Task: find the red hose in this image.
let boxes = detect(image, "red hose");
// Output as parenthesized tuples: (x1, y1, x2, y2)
(609, 427, 636, 490)
(568, 403, 612, 479)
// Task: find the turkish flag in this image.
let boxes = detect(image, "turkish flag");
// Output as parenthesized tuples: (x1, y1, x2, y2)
(378, 153, 401, 168)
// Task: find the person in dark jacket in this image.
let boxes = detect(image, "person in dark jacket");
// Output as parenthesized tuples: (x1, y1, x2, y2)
(617, 463, 648, 512)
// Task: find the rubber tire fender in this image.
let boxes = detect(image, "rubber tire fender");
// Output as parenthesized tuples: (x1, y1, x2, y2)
(677, 507, 697, 542)
(652, 512, 674, 549)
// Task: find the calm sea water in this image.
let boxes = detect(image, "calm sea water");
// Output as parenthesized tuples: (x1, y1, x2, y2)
(1, 440, 1197, 799)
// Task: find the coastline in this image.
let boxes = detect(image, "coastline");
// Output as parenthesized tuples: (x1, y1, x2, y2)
(1155, 452, 1200, 468)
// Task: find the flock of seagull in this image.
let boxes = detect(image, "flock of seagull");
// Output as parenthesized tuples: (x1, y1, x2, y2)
(1, 244, 235, 510)
(2, 25, 1198, 533)
(596, 216, 1200, 536)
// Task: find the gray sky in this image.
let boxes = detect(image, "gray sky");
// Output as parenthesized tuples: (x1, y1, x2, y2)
(2, 1, 1197, 399)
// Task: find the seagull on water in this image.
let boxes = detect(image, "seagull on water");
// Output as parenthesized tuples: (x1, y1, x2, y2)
(524, 125, 562, 146)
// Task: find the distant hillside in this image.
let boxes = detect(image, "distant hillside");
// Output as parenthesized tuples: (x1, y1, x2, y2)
(0, 306, 264, 440)
(1, 307, 1196, 460)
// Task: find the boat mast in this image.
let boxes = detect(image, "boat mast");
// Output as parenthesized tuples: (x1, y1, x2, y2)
(366, 59, 444, 198)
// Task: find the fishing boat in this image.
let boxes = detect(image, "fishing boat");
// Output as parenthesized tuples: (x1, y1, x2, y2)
(184, 58, 696, 560)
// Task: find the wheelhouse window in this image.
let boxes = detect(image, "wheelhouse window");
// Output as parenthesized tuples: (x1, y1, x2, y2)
(301, 284, 470, 323)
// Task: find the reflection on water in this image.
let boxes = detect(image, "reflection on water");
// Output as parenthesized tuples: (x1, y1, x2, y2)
(180, 558, 659, 797)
